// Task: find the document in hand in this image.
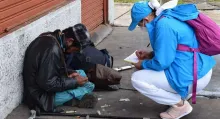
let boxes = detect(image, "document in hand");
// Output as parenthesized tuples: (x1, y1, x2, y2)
(124, 51, 139, 64)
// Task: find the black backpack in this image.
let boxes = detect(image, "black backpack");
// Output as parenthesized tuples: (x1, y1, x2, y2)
(83, 46, 113, 68)
(63, 23, 113, 70)
(63, 24, 120, 90)
(66, 46, 113, 71)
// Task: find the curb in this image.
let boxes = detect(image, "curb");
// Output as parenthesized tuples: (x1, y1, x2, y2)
(91, 24, 113, 46)
(114, 3, 133, 6)
(198, 90, 220, 98)
(113, 23, 130, 27)
(207, 2, 220, 9)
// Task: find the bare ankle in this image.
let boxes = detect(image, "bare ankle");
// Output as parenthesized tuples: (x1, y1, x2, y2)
(176, 100, 184, 107)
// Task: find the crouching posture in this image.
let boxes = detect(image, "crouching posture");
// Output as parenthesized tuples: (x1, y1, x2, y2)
(129, 1, 215, 119)
(23, 27, 97, 112)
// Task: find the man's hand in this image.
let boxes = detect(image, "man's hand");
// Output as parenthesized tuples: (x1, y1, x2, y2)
(136, 50, 153, 60)
(68, 72, 88, 86)
(132, 60, 143, 70)
(75, 75, 88, 86)
(68, 72, 79, 78)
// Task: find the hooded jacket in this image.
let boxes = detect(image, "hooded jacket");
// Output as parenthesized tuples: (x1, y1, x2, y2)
(142, 4, 216, 98)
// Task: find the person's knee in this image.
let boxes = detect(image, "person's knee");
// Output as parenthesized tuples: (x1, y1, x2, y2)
(83, 82, 95, 91)
(76, 70, 87, 77)
(131, 71, 141, 84)
(131, 70, 154, 89)
(89, 82, 95, 90)
(131, 71, 158, 93)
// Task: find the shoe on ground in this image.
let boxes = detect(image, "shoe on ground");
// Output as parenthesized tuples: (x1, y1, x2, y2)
(160, 100, 193, 119)
(64, 93, 98, 108)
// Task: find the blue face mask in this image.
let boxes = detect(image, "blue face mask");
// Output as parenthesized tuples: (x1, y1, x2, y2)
(139, 19, 148, 32)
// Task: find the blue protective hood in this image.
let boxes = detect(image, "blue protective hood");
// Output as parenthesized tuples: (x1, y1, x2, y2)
(162, 4, 199, 21)
(146, 4, 200, 42)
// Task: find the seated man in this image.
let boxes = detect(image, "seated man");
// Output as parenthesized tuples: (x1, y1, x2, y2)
(63, 23, 121, 91)
(23, 26, 97, 113)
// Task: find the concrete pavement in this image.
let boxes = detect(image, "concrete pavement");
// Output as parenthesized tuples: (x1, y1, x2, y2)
(6, 2, 220, 119)
(113, 2, 220, 97)
(7, 27, 220, 119)
(113, 2, 220, 26)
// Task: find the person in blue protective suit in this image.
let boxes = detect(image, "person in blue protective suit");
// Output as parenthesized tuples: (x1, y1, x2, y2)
(129, 2, 216, 119)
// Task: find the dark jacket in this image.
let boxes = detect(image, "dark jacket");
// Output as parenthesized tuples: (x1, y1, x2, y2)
(23, 31, 77, 112)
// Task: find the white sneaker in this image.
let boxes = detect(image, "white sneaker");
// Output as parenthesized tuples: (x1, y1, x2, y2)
(160, 101, 193, 119)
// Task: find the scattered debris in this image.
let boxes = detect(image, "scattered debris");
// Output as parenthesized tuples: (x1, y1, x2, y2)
(102, 108, 106, 112)
(28, 110, 36, 119)
(119, 98, 130, 102)
(98, 98, 102, 101)
(113, 65, 135, 72)
(101, 104, 111, 108)
(122, 109, 126, 112)
(97, 110, 101, 115)
(65, 110, 77, 113)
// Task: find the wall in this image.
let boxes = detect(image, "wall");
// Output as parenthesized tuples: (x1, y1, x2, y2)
(108, 0, 115, 24)
(0, 0, 81, 118)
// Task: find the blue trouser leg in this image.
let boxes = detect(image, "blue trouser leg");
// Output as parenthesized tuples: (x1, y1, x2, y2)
(54, 70, 95, 106)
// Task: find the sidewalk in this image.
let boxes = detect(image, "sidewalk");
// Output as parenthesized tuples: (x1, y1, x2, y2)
(6, 2, 220, 119)
(113, 2, 220, 97)
(113, 2, 220, 26)
(7, 27, 220, 119)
